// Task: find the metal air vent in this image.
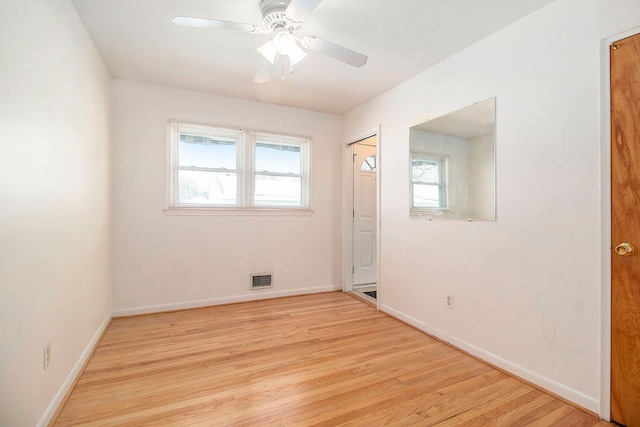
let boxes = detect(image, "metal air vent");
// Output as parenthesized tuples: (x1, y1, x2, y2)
(251, 273, 273, 290)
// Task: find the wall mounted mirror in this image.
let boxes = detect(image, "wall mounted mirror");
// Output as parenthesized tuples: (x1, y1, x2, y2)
(409, 97, 496, 221)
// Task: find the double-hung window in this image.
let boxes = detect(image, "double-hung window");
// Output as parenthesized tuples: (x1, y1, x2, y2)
(253, 134, 306, 206)
(410, 152, 447, 210)
(168, 121, 310, 213)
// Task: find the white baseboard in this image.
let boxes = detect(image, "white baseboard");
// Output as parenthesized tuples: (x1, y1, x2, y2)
(111, 285, 342, 317)
(37, 314, 111, 427)
(380, 304, 599, 414)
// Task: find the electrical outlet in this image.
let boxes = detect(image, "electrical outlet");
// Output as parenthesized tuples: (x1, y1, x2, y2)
(44, 341, 51, 369)
(445, 294, 454, 309)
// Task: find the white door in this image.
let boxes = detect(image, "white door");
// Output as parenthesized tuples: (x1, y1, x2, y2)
(352, 138, 377, 286)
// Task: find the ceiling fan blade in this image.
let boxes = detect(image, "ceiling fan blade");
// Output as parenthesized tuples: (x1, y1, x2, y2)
(285, 0, 324, 23)
(253, 59, 273, 83)
(302, 36, 368, 67)
(172, 16, 257, 33)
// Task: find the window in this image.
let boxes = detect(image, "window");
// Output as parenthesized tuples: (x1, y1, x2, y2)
(168, 121, 310, 212)
(411, 153, 447, 209)
(360, 155, 377, 172)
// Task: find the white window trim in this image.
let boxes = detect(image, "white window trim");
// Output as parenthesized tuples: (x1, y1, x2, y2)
(165, 120, 313, 215)
(410, 152, 448, 212)
(250, 132, 311, 209)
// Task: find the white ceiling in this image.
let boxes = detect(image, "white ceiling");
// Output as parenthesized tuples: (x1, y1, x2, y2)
(70, 0, 555, 115)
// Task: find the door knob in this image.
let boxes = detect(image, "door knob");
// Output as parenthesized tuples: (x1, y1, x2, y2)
(615, 243, 635, 256)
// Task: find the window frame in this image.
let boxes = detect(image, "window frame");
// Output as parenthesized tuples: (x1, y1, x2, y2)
(166, 120, 312, 215)
(251, 132, 310, 209)
(410, 152, 448, 212)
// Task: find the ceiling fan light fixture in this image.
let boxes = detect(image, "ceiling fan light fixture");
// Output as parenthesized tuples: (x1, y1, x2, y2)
(260, 29, 307, 68)
(273, 30, 296, 55)
(257, 40, 278, 64)
(288, 41, 307, 66)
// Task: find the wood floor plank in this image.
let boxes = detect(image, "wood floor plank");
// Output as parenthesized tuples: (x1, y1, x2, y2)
(434, 388, 544, 426)
(455, 391, 561, 426)
(53, 292, 610, 426)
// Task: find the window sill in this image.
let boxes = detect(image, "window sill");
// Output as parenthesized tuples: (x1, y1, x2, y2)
(164, 207, 314, 216)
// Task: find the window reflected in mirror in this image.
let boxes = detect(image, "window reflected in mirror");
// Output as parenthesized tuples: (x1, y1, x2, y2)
(411, 153, 446, 208)
(409, 98, 496, 221)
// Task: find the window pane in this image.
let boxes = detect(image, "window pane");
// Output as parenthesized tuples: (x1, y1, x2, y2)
(413, 184, 441, 208)
(361, 155, 377, 172)
(254, 175, 301, 206)
(178, 169, 237, 205)
(412, 159, 439, 183)
(179, 133, 236, 170)
(255, 142, 301, 174)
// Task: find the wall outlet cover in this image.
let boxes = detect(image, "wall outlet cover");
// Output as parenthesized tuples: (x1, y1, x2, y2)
(445, 294, 454, 309)
(44, 341, 51, 369)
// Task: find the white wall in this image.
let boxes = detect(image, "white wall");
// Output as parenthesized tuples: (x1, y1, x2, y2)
(111, 80, 343, 313)
(0, 1, 112, 426)
(344, 0, 640, 414)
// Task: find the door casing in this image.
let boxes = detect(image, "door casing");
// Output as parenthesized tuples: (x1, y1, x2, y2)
(352, 140, 378, 287)
(343, 127, 381, 308)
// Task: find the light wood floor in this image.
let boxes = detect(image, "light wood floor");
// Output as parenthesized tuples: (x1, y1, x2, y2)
(53, 292, 610, 426)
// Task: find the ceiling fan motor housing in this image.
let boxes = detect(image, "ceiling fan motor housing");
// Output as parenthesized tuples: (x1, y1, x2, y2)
(259, 0, 300, 31)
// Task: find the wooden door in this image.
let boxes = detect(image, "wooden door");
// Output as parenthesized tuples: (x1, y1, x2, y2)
(611, 32, 640, 427)
(353, 138, 377, 286)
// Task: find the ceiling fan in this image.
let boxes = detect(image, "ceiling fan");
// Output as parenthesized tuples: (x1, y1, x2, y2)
(172, 0, 368, 82)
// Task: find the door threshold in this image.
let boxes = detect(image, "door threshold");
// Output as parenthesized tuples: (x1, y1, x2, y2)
(349, 289, 377, 306)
